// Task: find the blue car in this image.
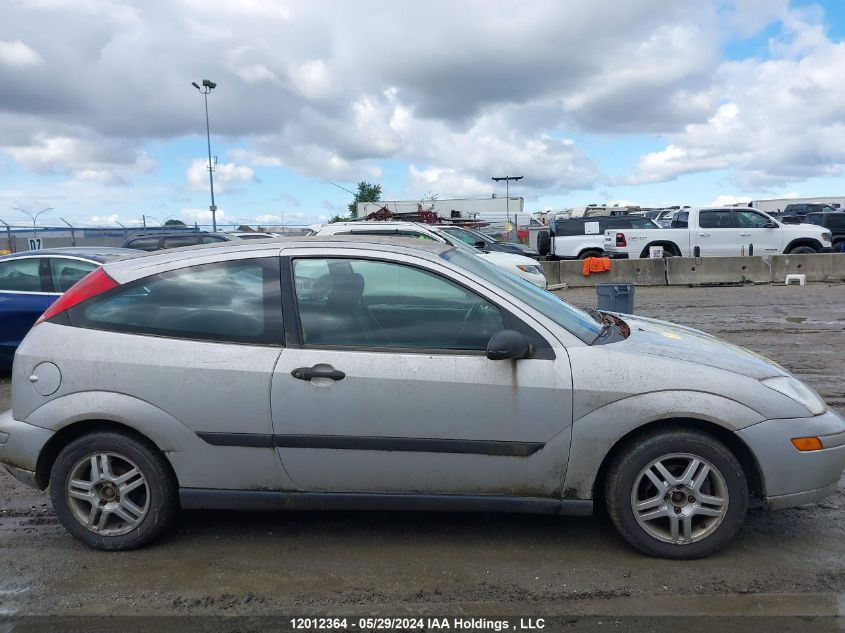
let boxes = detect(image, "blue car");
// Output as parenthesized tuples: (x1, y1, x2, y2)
(0, 247, 138, 369)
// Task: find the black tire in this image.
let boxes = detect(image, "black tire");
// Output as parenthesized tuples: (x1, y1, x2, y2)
(578, 250, 604, 260)
(833, 240, 845, 253)
(786, 245, 818, 255)
(604, 429, 748, 559)
(537, 230, 551, 257)
(50, 431, 178, 550)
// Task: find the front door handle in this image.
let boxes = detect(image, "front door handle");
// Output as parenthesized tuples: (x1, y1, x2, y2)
(291, 366, 346, 381)
(699, 233, 711, 237)
(740, 232, 751, 236)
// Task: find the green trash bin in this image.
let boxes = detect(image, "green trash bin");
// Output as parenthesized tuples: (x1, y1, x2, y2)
(596, 283, 635, 314)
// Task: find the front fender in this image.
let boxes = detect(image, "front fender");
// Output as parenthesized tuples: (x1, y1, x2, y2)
(562, 390, 764, 499)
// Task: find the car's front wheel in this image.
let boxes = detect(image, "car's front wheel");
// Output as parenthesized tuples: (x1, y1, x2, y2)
(605, 430, 748, 559)
(50, 431, 178, 550)
(786, 245, 818, 254)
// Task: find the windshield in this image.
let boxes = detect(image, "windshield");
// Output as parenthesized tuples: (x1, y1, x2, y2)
(439, 226, 481, 245)
(435, 230, 486, 255)
(441, 249, 602, 343)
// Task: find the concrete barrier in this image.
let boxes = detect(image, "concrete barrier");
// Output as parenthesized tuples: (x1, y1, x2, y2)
(666, 257, 772, 286)
(541, 260, 560, 284)
(557, 257, 667, 287)
(770, 253, 845, 283)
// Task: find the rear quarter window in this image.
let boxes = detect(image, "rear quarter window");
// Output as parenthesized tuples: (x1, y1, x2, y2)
(66, 258, 283, 345)
(553, 221, 583, 236)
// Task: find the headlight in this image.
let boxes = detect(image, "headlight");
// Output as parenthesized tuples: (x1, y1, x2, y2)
(516, 264, 544, 275)
(821, 231, 831, 243)
(761, 376, 827, 415)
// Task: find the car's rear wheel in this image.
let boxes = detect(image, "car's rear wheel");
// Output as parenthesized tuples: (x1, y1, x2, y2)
(578, 250, 604, 260)
(50, 431, 178, 550)
(605, 430, 748, 559)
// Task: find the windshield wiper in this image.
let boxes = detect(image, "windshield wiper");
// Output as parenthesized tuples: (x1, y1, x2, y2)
(590, 322, 614, 345)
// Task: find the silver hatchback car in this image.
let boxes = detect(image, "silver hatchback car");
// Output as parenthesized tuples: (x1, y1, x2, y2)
(1, 237, 844, 558)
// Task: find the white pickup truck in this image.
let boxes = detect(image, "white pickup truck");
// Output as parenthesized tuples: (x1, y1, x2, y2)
(604, 207, 833, 258)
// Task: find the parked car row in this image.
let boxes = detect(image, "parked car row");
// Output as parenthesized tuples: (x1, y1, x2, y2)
(603, 207, 833, 259)
(311, 222, 548, 288)
(533, 206, 842, 260)
(536, 215, 661, 260)
(1, 235, 843, 559)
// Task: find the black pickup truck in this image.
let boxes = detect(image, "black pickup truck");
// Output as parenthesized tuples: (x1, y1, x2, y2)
(805, 212, 845, 252)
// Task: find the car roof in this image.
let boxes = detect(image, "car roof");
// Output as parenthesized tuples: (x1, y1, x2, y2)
(0, 246, 140, 263)
(102, 235, 455, 279)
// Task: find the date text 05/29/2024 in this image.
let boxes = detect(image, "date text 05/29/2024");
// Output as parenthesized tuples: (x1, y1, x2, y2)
(289, 617, 546, 630)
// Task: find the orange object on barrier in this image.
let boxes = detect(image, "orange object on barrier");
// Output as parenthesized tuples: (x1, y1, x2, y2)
(582, 257, 612, 276)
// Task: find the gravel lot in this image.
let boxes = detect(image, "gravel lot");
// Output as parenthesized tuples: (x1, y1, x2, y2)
(1, 283, 843, 629)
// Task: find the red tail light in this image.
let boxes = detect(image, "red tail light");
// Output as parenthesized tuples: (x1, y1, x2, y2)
(615, 232, 627, 247)
(36, 267, 119, 325)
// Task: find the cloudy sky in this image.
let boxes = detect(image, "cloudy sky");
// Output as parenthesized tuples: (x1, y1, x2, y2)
(1, 0, 844, 228)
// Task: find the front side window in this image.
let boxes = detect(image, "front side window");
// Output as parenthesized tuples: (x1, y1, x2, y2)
(671, 212, 689, 228)
(699, 210, 733, 229)
(734, 211, 771, 228)
(441, 250, 602, 343)
(293, 258, 504, 351)
(50, 258, 98, 292)
(202, 235, 227, 244)
(0, 258, 42, 292)
(67, 258, 282, 345)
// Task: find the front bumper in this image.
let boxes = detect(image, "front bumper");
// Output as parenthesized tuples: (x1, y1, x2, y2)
(738, 408, 845, 510)
(0, 409, 54, 490)
(820, 246, 832, 253)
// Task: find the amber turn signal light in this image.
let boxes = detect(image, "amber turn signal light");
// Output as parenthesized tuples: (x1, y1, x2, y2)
(791, 437, 823, 452)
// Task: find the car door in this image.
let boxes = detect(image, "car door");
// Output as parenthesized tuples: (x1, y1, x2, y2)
(270, 250, 573, 497)
(733, 209, 782, 255)
(695, 209, 738, 256)
(0, 257, 50, 366)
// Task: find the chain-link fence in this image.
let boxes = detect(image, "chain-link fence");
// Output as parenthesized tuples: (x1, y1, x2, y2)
(0, 223, 311, 254)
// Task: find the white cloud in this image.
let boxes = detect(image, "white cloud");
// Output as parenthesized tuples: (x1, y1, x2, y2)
(629, 8, 845, 190)
(0, 40, 41, 68)
(2, 0, 845, 220)
(186, 159, 256, 193)
(710, 194, 751, 206)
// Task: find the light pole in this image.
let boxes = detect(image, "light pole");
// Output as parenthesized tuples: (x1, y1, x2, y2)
(192, 79, 218, 232)
(491, 177, 522, 242)
(14, 207, 52, 244)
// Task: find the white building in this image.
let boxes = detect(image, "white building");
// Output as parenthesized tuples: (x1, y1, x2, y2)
(357, 196, 527, 229)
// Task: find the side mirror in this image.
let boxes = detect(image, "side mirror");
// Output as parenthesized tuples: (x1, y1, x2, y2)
(486, 330, 533, 361)
(473, 240, 486, 249)
(766, 220, 777, 228)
